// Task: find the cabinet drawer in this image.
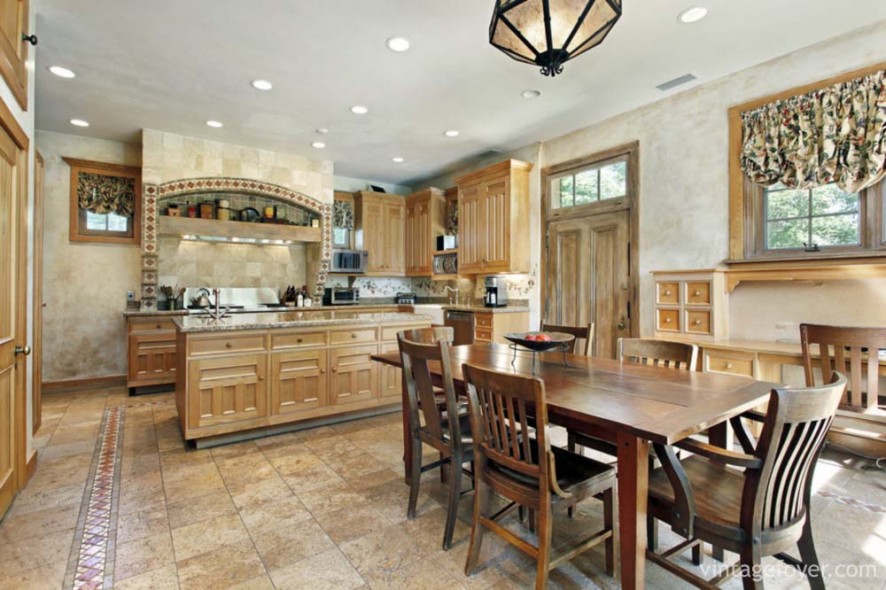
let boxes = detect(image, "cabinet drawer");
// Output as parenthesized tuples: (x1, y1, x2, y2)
(685, 310, 712, 335)
(129, 318, 177, 333)
(656, 308, 680, 332)
(656, 282, 680, 305)
(706, 353, 754, 377)
(474, 314, 493, 328)
(685, 281, 712, 305)
(380, 323, 429, 341)
(272, 330, 327, 350)
(330, 327, 377, 344)
(189, 334, 267, 356)
(475, 328, 493, 342)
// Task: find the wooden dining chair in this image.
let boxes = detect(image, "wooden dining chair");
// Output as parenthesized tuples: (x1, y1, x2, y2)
(398, 327, 473, 550)
(462, 363, 616, 589)
(646, 373, 847, 589)
(540, 322, 595, 356)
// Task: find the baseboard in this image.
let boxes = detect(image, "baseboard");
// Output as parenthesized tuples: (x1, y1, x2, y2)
(24, 449, 37, 486)
(42, 374, 127, 394)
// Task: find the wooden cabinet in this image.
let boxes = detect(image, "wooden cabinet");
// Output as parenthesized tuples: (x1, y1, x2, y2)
(0, 0, 30, 110)
(471, 311, 530, 344)
(378, 341, 402, 399)
(329, 344, 378, 406)
(405, 188, 446, 276)
(271, 349, 327, 416)
(355, 192, 405, 276)
(187, 353, 268, 430)
(456, 160, 531, 274)
(652, 270, 728, 341)
(127, 315, 178, 391)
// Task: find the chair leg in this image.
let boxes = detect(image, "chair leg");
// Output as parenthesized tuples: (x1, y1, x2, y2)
(440, 451, 448, 483)
(465, 477, 489, 576)
(535, 502, 553, 590)
(738, 546, 763, 590)
(692, 542, 704, 566)
(567, 431, 576, 453)
(797, 517, 825, 590)
(647, 515, 658, 553)
(442, 453, 463, 550)
(407, 438, 422, 519)
(603, 487, 615, 577)
(528, 508, 537, 534)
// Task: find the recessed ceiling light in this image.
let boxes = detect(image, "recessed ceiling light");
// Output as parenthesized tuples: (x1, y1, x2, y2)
(316, 128, 329, 134)
(69, 119, 89, 127)
(386, 37, 411, 52)
(521, 89, 541, 99)
(444, 130, 460, 138)
(206, 120, 223, 128)
(677, 6, 708, 23)
(311, 141, 326, 149)
(251, 79, 273, 90)
(392, 157, 404, 163)
(48, 65, 75, 78)
(350, 105, 369, 115)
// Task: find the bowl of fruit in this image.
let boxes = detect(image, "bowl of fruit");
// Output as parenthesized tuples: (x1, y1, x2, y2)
(504, 331, 575, 352)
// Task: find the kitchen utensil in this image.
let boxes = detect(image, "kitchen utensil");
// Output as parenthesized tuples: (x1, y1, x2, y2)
(191, 288, 212, 308)
(240, 207, 260, 222)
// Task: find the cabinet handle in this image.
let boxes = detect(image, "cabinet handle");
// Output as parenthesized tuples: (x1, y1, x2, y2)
(297, 338, 303, 343)
(320, 369, 326, 374)
(225, 342, 232, 348)
(258, 375, 265, 381)
(725, 362, 734, 370)
(664, 318, 672, 323)
(693, 319, 702, 325)
(351, 333, 357, 339)
(156, 324, 162, 329)
(664, 290, 671, 296)
(332, 367, 338, 372)
(22, 33, 38, 46)
(693, 290, 701, 297)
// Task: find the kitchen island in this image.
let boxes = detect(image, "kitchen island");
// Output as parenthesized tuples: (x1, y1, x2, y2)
(173, 311, 429, 445)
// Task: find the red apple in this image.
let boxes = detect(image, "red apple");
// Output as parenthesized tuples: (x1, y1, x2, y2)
(537, 333, 552, 342)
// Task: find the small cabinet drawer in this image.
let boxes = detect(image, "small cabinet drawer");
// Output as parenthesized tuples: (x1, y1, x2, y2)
(656, 282, 680, 305)
(685, 310, 712, 335)
(129, 318, 177, 333)
(656, 308, 680, 332)
(475, 328, 493, 342)
(272, 330, 327, 350)
(189, 334, 267, 356)
(685, 281, 712, 305)
(330, 328, 377, 344)
(706, 353, 754, 377)
(475, 314, 493, 328)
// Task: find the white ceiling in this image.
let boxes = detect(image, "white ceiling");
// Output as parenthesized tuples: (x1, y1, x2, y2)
(35, 1, 886, 185)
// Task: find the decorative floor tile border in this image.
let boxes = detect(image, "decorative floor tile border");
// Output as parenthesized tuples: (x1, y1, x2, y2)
(64, 406, 125, 590)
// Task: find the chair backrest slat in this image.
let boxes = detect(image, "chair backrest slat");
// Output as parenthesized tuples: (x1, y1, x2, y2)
(800, 324, 884, 411)
(540, 322, 595, 356)
(618, 338, 699, 372)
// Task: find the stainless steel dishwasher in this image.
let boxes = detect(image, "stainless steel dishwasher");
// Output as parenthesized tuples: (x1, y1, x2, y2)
(444, 310, 474, 345)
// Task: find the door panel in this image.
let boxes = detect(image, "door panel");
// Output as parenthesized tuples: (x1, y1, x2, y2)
(329, 344, 378, 405)
(483, 177, 509, 270)
(0, 0, 28, 109)
(188, 354, 267, 429)
(271, 350, 327, 415)
(458, 184, 481, 271)
(546, 211, 630, 358)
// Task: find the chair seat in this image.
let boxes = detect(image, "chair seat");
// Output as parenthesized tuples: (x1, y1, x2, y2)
(492, 444, 615, 498)
(648, 456, 744, 536)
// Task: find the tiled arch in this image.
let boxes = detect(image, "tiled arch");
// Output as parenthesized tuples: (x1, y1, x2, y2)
(139, 177, 332, 310)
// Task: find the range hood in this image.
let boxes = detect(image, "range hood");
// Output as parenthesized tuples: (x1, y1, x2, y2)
(159, 216, 322, 245)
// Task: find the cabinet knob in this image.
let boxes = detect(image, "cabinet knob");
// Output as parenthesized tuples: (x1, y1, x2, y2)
(21, 33, 37, 46)
(297, 338, 303, 343)
(693, 319, 702, 325)
(225, 342, 232, 348)
(332, 367, 338, 372)
(664, 290, 671, 296)
(664, 318, 672, 323)
(258, 375, 264, 381)
(351, 333, 357, 339)
(320, 369, 326, 374)
(693, 290, 701, 297)
(156, 324, 162, 329)
(725, 362, 734, 370)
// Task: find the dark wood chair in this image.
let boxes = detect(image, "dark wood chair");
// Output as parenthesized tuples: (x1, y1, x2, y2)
(646, 373, 847, 589)
(398, 326, 473, 550)
(462, 363, 616, 589)
(540, 322, 595, 356)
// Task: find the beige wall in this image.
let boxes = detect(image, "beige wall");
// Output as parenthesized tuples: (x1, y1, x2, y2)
(142, 129, 335, 203)
(37, 131, 142, 381)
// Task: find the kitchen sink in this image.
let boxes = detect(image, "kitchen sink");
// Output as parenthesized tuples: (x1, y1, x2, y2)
(413, 304, 444, 325)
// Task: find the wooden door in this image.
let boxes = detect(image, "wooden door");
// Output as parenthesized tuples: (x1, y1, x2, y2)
(404, 199, 419, 274)
(31, 150, 42, 433)
(0, 0, 28, 110)
(329, 344, 377, 405)
(405, 197, 431, 276)
(481, 174, 510, 272)
(458, 182, 482, 272)
(271, 349, 327, 415)
(383, 200, 405, 275)
(187, 354, 267, 429)
(0, 106, 27, 517)
(546, 211, 631, 359)
(378, 342, 402, 399)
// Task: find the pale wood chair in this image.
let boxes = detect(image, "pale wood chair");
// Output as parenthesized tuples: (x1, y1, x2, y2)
(540, 322, 595, 356)
(398, 326, 473, 550)
(646, 373, 847, 589)
(462, 363, 616, 590)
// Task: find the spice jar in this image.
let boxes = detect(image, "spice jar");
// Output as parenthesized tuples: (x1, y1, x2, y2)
(187, 202, 197, 218)
(199, 202, 214, 219)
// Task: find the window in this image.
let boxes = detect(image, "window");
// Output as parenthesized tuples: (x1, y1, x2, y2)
(763, 183, 860, 251)
(65, 158, 141, 245)
(552, 157, 627, 210)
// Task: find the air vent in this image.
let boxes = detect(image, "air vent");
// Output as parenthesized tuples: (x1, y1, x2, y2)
(656, 73, 697, 91)
(475, 149, 503, 159)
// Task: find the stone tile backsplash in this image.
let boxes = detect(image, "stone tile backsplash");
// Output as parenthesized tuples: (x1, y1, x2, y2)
(326, 272, 536, 301)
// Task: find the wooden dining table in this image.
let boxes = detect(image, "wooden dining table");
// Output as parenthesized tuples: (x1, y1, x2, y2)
(371, 342, 779, 590)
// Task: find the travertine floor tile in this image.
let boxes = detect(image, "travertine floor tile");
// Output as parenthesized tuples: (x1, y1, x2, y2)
(175, 538, 266, 590)
(171, 513, 251, 561)
(251, 518, 336, 570)
(269, 547, 366, 590)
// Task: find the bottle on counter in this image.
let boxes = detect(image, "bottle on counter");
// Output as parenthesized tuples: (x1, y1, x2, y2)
(296, 289, 304, 308)
(186, 201, 197, 218)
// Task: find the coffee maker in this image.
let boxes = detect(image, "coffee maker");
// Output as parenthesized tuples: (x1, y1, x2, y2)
(484, 276, 508, 308)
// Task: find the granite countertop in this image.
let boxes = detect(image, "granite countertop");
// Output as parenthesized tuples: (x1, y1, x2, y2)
(174, 311, 430, 333)
(441, 304, 530, 314)
(123, 309, 189, 317)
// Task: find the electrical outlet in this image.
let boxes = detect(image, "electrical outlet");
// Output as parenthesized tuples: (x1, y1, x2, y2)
(127, 291, 135, 301)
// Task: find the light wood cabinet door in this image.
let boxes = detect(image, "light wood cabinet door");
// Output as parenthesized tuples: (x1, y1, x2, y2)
(271, 349, 327, 415)
(383, 201, 405, 275)
(329, 344, 378, 405)
(481, 175, 510, 272)
(405, 198, 431, 275)
(378, 341, 402, 399)
(458, 182, 483, 272)
(361, 198, 385, 273)
(0, 0, 28, 110)
(188, 354, 267, 429)
(129, 333, 177, 384)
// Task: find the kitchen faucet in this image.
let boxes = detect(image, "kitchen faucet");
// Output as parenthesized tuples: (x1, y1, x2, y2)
(444, 285, 460, 306)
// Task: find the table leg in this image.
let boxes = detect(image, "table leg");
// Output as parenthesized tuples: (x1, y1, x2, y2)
(617, 431, 649, 590)
(401, 371, 411, 485)
(707, 421, 732, 562)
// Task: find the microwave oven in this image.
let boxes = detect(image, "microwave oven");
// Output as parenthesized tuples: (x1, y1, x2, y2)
(331, 249, 368, 273)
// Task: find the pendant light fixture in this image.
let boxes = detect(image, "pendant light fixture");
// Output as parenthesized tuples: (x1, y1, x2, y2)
(489, 0, 623, 77)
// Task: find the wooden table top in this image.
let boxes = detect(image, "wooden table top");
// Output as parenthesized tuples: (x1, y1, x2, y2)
(372, 342, 779, 445)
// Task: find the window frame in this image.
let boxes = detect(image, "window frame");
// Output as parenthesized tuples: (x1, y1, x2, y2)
(64, 158, 141, 245)
(548, 153, 629, 214)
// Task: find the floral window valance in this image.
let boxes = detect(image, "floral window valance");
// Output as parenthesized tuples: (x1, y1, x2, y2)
(740, 69, 886, 193)
(333, 200, 354, 229)
(77, 171, 136, 216)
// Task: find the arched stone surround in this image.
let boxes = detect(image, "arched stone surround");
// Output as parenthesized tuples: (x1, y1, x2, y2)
(139, 177, 331, 310)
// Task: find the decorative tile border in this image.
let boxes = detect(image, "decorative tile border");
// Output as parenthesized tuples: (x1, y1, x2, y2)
(139, 177, 332, 309)
(64, 406, 125, 590)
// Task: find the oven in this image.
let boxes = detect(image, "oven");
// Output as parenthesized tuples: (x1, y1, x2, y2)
(331, 249, 368, 273)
